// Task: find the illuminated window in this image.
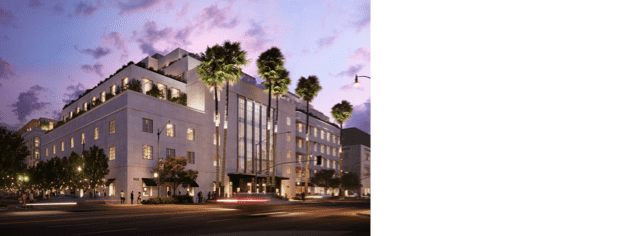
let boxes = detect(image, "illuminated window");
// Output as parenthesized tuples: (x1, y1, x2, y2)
(337, 136, 340, 145)
(34, 149, 40, 159)
(49, 122, 53, 130)
(63, 115, 67, 122)
(70, 137, 74, 148)
(94, 127, 99, 140)
(111, 84, 117, 95)
(142, 78, 153, 94)
(314, 142, 317, 151)
(142, 118, 153, 133)
(91, 97, 97, 106)
(172, 88, 180, 99)
(81, 133, 85, 144)
(313, 127, 317, 137)
(45, 148, 48, 157)
(108, 120, 115, 134)
(297, 139, 303, 148)
(143, 145, 153, 160)
(214, 133, 217, 145)
(76, 107, 80, 114)
(287, 150, 291, 158)
(109, 146, 115, 160)
(327, 159, 330, 168)
(187, 151, 195, 164)
(327, 146, 330, 155)
(187, 128, 194, 141)
(83, 102, 88, 111)
(287, 117, 290, 126)
(122, 77, 129, 89)
(166, 123, 174, 137)
(53, 145, 56, 154)
(100, 91, 106, 102)
(287, 133, 291, 142)
(34, 137, 40, 147)
(61, 141, 65, 152)
(327, 132, 330, 142)
(286, 166, 291, 174)
(166, 148, 175, 158)
(297, 123, 303, 133)
(321, 130, 324, 140)
(70, 111, 73, 119)
(321, 144, 324, 153)
(157, 83, 166, 99)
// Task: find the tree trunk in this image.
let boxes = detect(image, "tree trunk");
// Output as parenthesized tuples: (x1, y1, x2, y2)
(222, 81, 229, 198)
(214, 86, 221, 198)
(271, 97, 279, 193)
(304, 100, 310, 195)
(266, 82, 272, 193)
(339, 121, 343, 197)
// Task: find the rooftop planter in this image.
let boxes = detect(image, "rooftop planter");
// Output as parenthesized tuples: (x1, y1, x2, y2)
(295, 108, 340, 129)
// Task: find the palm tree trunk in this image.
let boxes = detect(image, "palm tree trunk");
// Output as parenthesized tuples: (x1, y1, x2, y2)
(222, 81, 229, 197)
(265, 82, 272, 193)
(304, 100, 310, 195)
(214, 86, 221, 198)
(339, 121, 343, 197)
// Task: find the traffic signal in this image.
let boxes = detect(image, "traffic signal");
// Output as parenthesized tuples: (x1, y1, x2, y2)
(316, 156, 322, 165)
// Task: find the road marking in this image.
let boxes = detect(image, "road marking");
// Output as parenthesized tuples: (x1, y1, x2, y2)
(72, 228, 136, 235)
(48, 222, 108, 228)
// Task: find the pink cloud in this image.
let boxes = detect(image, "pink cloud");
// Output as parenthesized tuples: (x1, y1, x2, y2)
(348, 47, 370, 64)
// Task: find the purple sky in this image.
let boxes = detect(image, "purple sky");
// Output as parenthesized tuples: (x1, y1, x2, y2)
(0, 0, 370, 134)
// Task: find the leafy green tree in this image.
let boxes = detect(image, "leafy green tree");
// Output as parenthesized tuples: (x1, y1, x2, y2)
(152, 156, 199, 197)
(83, 145, 110, 197)
(45, 156, 65, 195)
(128, 78, 142, 92)
(197, 41, 249, 197)
(0, 126, 28, 190)
(295, 75, 322, 194)
(331, 100, 353, 196)
(263, 67, 291, 190)
(257, 47, 287, 193)
(147, 83, 162, 98)
(340, 172, 362, 194)
(311, 169, 341, 190)
(67, 152, 88, 194)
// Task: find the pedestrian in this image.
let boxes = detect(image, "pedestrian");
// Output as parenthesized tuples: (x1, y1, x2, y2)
(301, 192, 305, 201)
(29, 191, 34, 203)
(103, 190, 106, 198)
(167, 190, 171, 197)
(130, 191, 134, 204)
(137, 192, 141, 204)
(178, 191, 181, 196)
(198, 191, 202, 203)
(120, 190, 125, 204)
(208, 192, 211, 200)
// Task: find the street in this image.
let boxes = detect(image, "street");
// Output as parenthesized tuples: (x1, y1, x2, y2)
(0, 200, 370, 236)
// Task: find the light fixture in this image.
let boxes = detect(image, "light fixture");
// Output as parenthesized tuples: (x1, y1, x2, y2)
(154, 172, 158, 178)
(354, 75, 360, 87)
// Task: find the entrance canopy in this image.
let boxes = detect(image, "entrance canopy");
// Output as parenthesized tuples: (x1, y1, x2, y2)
(104, 179, 115, 185)
(142, 178, 157, 186)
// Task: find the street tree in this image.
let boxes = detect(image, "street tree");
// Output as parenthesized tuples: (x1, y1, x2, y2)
(331, 100, 353, 196)
(340, 172, 362, 194)
(0, 126, 28, 190)
(67, 152, 88, 194)
(257, 47, 287, 193)
(263, 63, 291, 191)
(295, 75, 322, 194)
(82, 145, 110, 197)
(311, 169, 341, 191)
(152, 156, 199, 196)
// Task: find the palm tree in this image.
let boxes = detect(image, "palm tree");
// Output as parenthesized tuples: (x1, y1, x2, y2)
(257, 47, 287, 193)
(295, 75, 322, 195)
(197, 42, 249, 198)
(263, 68, 291, 191)
(331, 100, 353, 197)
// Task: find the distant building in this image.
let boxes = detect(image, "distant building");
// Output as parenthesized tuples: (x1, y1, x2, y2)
(341, 127, 370, 196)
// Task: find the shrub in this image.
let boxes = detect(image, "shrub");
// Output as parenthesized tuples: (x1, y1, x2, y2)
(147, 83, 162, 99)
(0, 202, 7, 207)
(129, 78, 142, 92)
(136, 62, 147, 68)
(174, 195, 193, 204)
(105, 93, 114, 100)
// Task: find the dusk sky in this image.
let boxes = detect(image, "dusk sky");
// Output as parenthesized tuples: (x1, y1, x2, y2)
(0, 0, 370, 133)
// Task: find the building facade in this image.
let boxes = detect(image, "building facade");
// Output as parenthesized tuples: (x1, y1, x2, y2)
(341, 127, 371, 196)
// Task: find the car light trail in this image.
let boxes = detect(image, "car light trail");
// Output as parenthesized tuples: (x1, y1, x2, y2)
(26, 202, 77, 206)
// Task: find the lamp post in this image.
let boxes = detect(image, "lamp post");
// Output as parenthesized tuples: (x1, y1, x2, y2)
(253, 131, 292, 194)
(353, 75, 370, 87)
(157, 120, 171, 195)
(155, 157, 163, 197)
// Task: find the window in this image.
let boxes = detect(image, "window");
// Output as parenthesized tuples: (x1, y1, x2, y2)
(321, 144, 324, 153)
(166, 148, 175, 158)
(94, 127, 99, 140)
(365, 165, 370, 177)
(122, 77, 129, 89)
(101, 91, 106, 102)
(327, 133, 330, 142)
(214, 133, 217, 145)
(109, 120, 115, 134)
(333, 147, 337, 156)
(166, 123, 174, 137)
(45, 148, 48, 157)
(83, 102, 88, 111)
(76, 107, 80, 114)
(214, 155, 218, 166)
(143, 182, 149, 196)
(321, 130, 324, 140)
(142, 119, 153, 133)
(142, 78, 153, 94)
(287, 117, 290, 126)
(53, 145, 56, 154)
(70, 111, 73, 119)
(61, 141, 65, 152)
(111, 84, 117, 95)
(297, 139, 303, 148)
(296, 154, 301, 163)
(63, 115, 67, 122)
(34, 137, 40, 147)
(187, 151, 195, 164)
(187, 128, 194, 141)
(297, 123, 303, 132)
(366, 153, 370, 161)
(314, 142, 318, 151)
(286, 166, 291, 174)
(34, 149, 40, 159)
(327, 146, 330, 155)
(70, 137, 74, 148)
(327, 159, 330, 168)
(157, 83, 166, 99)
(109, 146, 115, 160)
(81, 133, 85, 144)
(287, 133, 291, 142)
(172, 88, 180, 99)
(143, 145, 153, 160)
(91, 97, 97, 106)
(287, 150, 291, 158)
(314, 127, 317, 137)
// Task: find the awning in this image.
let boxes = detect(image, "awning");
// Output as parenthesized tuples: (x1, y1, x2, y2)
(142, 178, 157, 186)
(188, 181, 199, 187)
(104, 179, 115, 185)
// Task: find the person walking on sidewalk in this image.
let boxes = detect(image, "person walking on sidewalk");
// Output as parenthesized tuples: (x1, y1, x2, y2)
(120, 190, 125, 204)
(130, 191, 134, 204)
(198, 191, 202, 203)
(137, 192, 141, 204)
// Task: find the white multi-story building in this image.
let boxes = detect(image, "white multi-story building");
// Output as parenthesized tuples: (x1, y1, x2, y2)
(19, 48, 302, 199)
(284, 92, 343, 196)
(341, 127, 371, 196)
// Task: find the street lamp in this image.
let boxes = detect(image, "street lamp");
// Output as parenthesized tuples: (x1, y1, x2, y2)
(353, 75, 370, 87)
(157, 120, 170, 196)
